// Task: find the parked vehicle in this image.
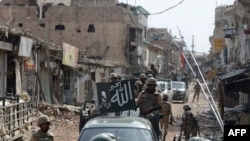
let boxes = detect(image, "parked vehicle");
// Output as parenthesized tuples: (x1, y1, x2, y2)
(157, 79, 173, 102)
(171, 81, 188, 103)
(78, 116, 159, 141)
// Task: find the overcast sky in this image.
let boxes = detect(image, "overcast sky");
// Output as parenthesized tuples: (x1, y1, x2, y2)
(119, 0, 235, 53)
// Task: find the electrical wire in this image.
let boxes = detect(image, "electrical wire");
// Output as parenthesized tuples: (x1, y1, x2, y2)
(6, 0, 14, 27)
(149, 0, 184, 15)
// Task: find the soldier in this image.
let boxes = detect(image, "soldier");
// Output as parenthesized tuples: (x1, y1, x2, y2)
(29, 115, 54, 141)
(147, 73, 153, 79)
(135, 73, 147, 92)
(136, 77, 162, 138)
(110, 73, 118, 82)
(149, 63, 158, 77)
(192, 82, 201, 102)
(182, 105, 199, 141)
(117, 74, 122, 81)
(160, 94, 174, 141)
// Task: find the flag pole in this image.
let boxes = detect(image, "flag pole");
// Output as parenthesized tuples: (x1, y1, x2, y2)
(174, 26, 224, 132)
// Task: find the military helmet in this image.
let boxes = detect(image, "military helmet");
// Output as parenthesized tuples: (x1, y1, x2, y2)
(110, 73, 117, 78)
(134, 80, 142, 86)
(37, 115, 50, 126)
(90, 133, 117, 141)
(147, 77, 157, 85)
(147, 74, 153, 78)
(183, 105, 191, 110)
(139, 73, 147, 79)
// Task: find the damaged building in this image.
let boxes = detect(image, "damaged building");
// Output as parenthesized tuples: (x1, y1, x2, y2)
(0, 0, 165, 105)
(210, 1, 250, 125)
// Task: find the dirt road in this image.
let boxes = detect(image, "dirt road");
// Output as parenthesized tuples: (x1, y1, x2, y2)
(165, 82, 222, 141)
(165, 82, 207, 141)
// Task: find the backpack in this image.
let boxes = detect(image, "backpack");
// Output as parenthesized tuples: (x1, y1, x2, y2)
(184, 110, 198, 127)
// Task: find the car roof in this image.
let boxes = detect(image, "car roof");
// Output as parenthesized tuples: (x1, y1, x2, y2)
(83, 116, 152, 130)
(172, 81, 185, 84)
(157, 79, 172, 82)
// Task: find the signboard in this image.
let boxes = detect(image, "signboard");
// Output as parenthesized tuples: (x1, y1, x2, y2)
(213, 38, 224, 51)
(0, 41, 13, 51)
(24, 55, 36, 73)
(62, 43, 78, 68)
(96, 80, 136, 113)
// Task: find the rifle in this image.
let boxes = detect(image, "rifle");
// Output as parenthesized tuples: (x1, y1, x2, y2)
(140, 105, 162, 115)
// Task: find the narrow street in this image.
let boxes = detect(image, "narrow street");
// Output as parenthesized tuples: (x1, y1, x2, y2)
(26, 81, 222, 141)
(166, 82, 223, 141)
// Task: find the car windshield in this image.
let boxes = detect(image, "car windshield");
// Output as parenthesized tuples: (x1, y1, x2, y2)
(157, 83, 166, 90)
(79, 128, 154, 141)
(157, 81, 170, 90)
(172, 82, 185, 89)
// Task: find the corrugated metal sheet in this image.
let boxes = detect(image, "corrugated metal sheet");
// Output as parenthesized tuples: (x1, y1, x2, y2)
(218, 68, 250, 81)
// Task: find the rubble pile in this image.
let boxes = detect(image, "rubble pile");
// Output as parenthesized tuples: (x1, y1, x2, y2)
(224, 105, 250, 125)
(33, 102, 81, 130)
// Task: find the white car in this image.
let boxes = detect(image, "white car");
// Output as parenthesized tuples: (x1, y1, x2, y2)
(171, 81, 188, 103)
(157, 79, 173, 102)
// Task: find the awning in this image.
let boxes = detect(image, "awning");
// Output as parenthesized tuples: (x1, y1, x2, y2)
(218, 68, 250, 81)
(219, 68, 250, 93)
(226, 78, 250, 94)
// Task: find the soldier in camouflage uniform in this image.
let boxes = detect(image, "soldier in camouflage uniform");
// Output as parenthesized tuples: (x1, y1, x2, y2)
(182, 105, 198, 141)
(110, 73, 118, 82)
(160, 94, 174, 141)
(136, 77, 162, 138)
(135, 73, 147, 93)
(29, 115, 54, 141)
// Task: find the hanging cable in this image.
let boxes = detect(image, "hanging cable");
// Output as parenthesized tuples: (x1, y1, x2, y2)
(119, 0, 184, 16)
(149, 0, 184, 15)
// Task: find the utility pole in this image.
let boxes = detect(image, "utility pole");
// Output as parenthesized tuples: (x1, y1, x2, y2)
(191, 35, 195, 53)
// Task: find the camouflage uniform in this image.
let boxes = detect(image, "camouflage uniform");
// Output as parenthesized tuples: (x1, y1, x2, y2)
(136, 77, 162, 138)
(137, 90, 162, 115)
(192, 83, 201, 102)
(160, 95, 173, 141)
(182, 105, 198, 141)
(29, 115, 54, 141)
(29, 130, 54, 141)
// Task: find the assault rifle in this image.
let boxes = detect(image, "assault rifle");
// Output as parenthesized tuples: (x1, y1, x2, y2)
(139, 105, 162, 115)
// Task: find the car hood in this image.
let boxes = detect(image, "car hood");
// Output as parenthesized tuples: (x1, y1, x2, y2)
(84, 116, 152, 129)
(172, 88, 186, 92)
